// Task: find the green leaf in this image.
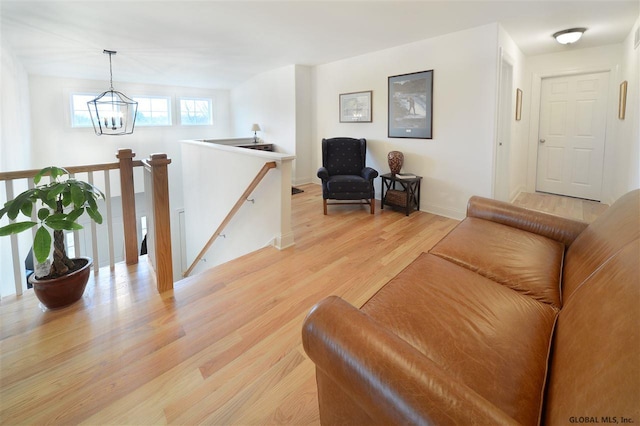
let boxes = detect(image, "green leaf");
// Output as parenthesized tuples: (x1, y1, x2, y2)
(33, 168, 49, 185)
(86, 207, 103, 225)
(49, 166, 69, 180)
(43, 197, 58, 210)
(37, 208, 51, 221)
(70, 183, 84, 207)
(44, 218, 83, 231)
(0, 221, 37, 236)
(33, 226, 52, 264)
(87, 196, 98, 211)
(20, 202, 33, 218)
(34, 166, 69, 184)
(61, 190, 72, 207)
(7, 191, 33, 220)
(46, 183, 66, 201)
(66, 208, 84, 222)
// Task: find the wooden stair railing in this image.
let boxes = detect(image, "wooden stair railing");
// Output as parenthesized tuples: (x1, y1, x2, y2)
(0, 149, 174, 296)
(183, 161, 277, 277)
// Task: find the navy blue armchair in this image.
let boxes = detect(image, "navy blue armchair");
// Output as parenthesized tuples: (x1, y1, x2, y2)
(317, 137, 378, 215)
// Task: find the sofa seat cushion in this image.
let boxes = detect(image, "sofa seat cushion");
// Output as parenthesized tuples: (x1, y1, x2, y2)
(324, 175, 371, 197)
(361, 253, 558, 425)
(430, 217, 564, 308)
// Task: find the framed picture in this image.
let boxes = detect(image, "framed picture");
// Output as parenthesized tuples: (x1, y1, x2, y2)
(515, 88, 523, 121)
(619, 81, 627, 120)
(388, 70, 433, 139)
(339, 91, 372, 122)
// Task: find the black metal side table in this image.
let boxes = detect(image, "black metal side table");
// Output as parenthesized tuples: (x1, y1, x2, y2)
(380, 173, 422, 216)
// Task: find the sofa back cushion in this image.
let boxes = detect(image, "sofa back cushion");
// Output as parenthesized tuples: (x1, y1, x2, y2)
(544, 240, 640, 423)
(562, 189, 639, 301)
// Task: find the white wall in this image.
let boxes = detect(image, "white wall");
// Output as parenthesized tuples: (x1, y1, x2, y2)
(231, 66, 296, 162)
(498, 25, 528, 201)
(229, 64, 314, 185)
(294, 65, 314, 185)
(0, 41, 33, 297)
(617, 18, 640, 197)
(314, 24, 500, 219)
(524, 44, 626, 204)
(1, 40, 31, 171)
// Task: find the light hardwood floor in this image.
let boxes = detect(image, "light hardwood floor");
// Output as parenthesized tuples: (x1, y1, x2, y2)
(0, 186, 606, 425)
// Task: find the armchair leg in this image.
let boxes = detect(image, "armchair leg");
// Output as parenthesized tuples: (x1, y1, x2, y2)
(323, 199, 328, 215)
(370, 199, 375, 214)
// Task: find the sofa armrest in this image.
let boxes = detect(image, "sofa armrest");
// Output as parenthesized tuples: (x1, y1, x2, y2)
(317, 167, 329, 181)
(302, 296, 518, 426)
(361, 167, 379, 181)
(467, 196, 588, 246)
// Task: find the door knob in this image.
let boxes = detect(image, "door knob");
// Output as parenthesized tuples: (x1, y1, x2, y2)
(539, 139, 546, 143)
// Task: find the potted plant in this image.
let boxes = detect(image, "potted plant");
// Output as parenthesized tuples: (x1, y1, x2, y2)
(0, 166, 104, 309)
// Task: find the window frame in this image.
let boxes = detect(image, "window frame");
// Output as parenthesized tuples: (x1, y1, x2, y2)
(179, 97, 213, 126)
(132, 95, 173, 127)
(69, 93, 99, 128)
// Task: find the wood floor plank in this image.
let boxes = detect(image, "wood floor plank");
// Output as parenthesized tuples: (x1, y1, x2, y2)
(0, 185, 605, 425)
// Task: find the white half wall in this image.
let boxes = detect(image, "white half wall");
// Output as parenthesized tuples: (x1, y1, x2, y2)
(181, 140, 294, 277)
(314, 24, 500, 219)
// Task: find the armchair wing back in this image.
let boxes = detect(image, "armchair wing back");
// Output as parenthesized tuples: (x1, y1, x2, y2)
(317, 137, 378, 215)
(322, 137, 366, 176)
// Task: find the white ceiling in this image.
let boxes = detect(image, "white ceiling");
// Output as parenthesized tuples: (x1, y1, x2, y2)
(1, 1, 638, 89)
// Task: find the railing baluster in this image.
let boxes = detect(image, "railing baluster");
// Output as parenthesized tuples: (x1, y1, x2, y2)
(5, 180, 23, 295)
(104, 169, 115, 269)
(70, 172, 82, 262)
(87, 171, 99, 273)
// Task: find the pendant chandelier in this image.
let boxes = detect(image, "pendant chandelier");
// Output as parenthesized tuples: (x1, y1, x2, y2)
(87, 50, 138, 136)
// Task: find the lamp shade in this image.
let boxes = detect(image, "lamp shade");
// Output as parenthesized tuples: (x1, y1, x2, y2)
(87, 50, 138, 136)
(553, 28, 586, 45)
(88, 90, 138, 135)
(251, 123, 261, 132)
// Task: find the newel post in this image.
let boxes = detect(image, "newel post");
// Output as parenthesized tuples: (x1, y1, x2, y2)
(117, 149, 139, 265)
(147, 153, 174, 292)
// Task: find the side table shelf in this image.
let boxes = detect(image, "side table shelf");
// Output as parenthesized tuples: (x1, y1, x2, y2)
(380, 173, 422, 216)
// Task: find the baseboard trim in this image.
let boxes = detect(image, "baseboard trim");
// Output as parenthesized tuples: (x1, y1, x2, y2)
(272, 231, 295, 250)
(421, 203, 466, 221)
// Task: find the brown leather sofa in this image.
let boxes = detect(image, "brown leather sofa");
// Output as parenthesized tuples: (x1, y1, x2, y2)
(302, 189, 639, 425)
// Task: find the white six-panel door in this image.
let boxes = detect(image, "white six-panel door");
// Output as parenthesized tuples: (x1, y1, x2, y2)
(536, 72, 609, 201)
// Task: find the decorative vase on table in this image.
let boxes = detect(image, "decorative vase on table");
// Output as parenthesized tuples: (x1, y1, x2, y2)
(387, 151, 404, 175)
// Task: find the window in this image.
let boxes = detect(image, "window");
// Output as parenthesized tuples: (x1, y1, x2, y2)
(65, 232, 75, 258)
(180, 98, 212, 125)
(71, 93, 172, 128)
(133, 96, 171, 126)
(70, 93, 97, 127)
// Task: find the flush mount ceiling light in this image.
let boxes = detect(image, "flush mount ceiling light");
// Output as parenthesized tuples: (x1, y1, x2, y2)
(553, 28, 587, 45)
(87, 50, 138, 136)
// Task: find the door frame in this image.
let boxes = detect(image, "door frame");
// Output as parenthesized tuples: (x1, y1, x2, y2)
(493, 48, 515, 201)
(526, 67, 619, 202)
